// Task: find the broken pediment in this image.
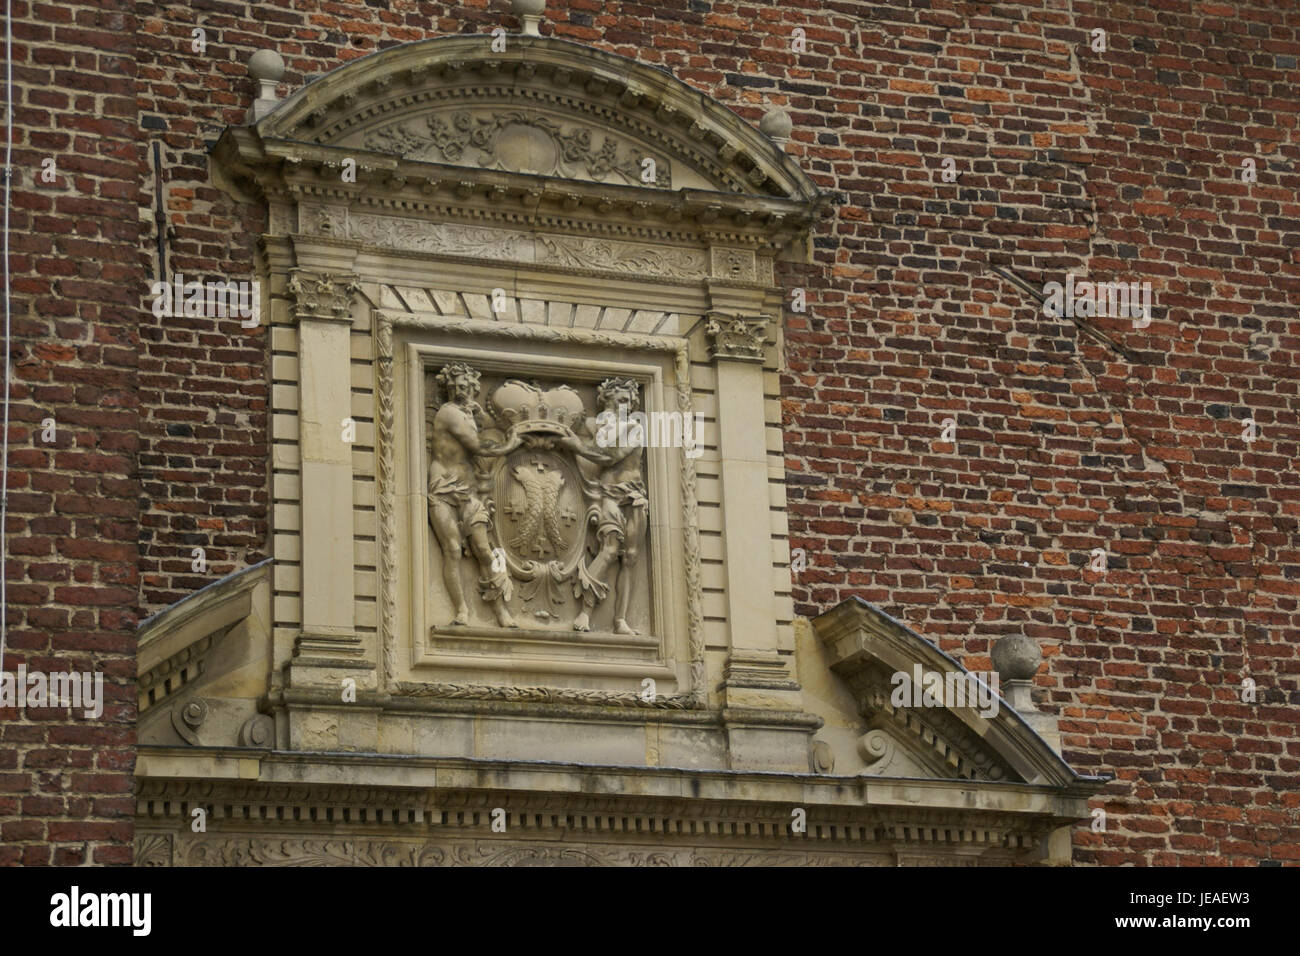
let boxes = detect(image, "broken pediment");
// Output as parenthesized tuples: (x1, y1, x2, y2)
(811, 598, 1085, 789)
(137, 560, 274, 751)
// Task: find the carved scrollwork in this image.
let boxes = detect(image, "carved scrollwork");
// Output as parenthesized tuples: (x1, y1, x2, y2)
(171, 697, 207, 746)
(362, 110, 673, 188)
(536, 235, 705, 278)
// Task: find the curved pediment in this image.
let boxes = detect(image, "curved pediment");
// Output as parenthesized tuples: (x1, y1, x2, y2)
(253, 35, 820, 203)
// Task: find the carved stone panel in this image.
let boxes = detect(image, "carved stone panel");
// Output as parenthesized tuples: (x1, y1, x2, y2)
(380, 313, 703, 706)
(422, 368, 653, 638)
(351, 108, 676, 188)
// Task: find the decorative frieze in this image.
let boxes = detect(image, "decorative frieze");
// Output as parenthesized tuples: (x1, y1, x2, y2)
(346, 213, 707, 279)
(362, 109, 674, 189)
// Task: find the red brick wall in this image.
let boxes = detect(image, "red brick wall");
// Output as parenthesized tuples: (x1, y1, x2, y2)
(1, 0, 140, 864)
(779, 0, 1300, 865)
(4, 0, 1294, 865)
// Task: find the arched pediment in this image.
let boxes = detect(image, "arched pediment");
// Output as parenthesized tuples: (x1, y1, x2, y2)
(250, 35, 821, 203)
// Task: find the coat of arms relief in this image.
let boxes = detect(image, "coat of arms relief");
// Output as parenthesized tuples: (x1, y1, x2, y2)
(425, 363, 652, 637)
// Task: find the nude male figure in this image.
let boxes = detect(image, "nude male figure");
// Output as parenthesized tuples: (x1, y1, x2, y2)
(561, 378, 648, 635)
(427, 363, 518, 628)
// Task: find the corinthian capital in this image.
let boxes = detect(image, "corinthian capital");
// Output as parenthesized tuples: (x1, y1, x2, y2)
(288, 270, 361, 323)
(704, 311, 771, 363)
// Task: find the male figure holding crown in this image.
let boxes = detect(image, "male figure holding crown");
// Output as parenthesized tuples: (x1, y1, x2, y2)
(561, 377, 648, 635)
(428, 362, 519, 628)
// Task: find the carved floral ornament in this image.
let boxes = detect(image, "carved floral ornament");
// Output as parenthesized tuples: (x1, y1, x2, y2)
(232, 36, 826, 208)
(705, 312, 771, 362)
(362, 110, 674, 189)
(287, 270, 361, 322)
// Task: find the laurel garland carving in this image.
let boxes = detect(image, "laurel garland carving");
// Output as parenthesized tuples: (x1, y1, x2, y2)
(376, 315, 398, 685)
(375, 312, 706, 706)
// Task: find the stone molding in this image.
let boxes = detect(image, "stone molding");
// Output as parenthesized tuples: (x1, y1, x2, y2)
(254, 37, 824, 205)
(133, 755, 1097, 866)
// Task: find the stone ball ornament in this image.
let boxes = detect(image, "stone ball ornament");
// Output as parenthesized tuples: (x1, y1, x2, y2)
(991, 633, 1042, 682)
(759, 107, 793, 142)
(248, 48, 285, 84)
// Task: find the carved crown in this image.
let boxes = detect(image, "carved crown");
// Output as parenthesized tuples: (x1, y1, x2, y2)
(488, 380, 586, 435)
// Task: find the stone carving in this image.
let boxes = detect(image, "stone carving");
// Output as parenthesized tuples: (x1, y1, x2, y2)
(705, 312, 770, 362)
(182, 837, 447, 867)
(811, 738, 835, 773)
(350, 215, 530, 260)
(362, 110, 672, 188)
(393, 679, 696, 708)
(562, 378, 647, 635)
(710, 246, 757, 282)
(287, 270, 361, 322)
(238, 714, 274, 748)
(164, 835, 895, 867)
(171, 697, 207, 745)
(535, 235, 705, 277)
(424, 366, 649, 636)
(374, 313, 707, 706)
(427, 363, 519, 628)
(301, 205, 345, 236)
(135, 833, 174, 867)
(347, 215, 706, 280)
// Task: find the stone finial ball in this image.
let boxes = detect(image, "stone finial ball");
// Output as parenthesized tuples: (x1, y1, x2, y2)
(248, 49, 286, 84)
(759, 107, 793, 140)
(991, 633, 1042, 681)
(512, 0, 547, 17)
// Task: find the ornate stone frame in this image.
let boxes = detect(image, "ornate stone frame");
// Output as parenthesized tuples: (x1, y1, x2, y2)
(375, 311, 706, 708)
